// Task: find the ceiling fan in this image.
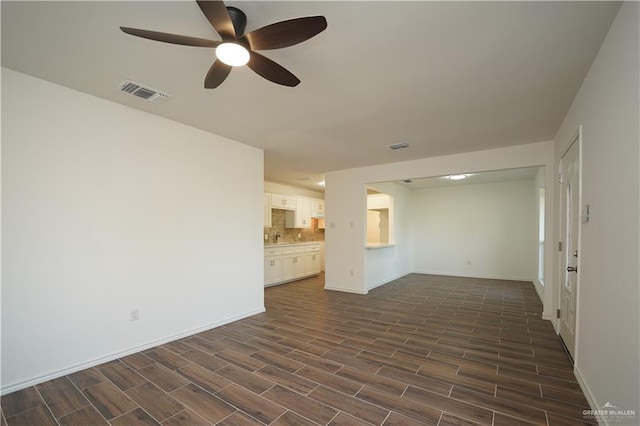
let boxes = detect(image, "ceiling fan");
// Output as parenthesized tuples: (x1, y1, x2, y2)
(120, 1, 327, 88)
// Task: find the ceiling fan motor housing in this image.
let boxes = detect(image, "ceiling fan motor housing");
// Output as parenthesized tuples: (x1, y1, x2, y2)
(226, 6, 247, 37)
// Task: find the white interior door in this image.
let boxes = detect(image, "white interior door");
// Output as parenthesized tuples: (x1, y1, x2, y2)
(559, 138, 580, 359)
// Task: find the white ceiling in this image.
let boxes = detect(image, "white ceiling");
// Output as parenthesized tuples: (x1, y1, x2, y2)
(1, 1, 620, 191)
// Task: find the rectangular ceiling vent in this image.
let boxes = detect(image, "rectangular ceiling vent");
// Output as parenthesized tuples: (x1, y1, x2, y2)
(117, 80, 170, 104)
(387, 142, 410, 150)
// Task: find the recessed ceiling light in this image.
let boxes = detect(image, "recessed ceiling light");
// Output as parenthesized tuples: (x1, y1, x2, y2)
(448, 174, 468, 180)
(402, 179, 413, 184)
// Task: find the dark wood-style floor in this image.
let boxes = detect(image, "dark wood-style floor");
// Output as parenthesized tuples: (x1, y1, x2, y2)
(2, 273, 594, 426)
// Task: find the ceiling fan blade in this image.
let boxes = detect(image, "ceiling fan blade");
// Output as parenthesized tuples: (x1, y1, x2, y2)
(196, 1, 236, 40)
(240, 16, 327, 50)
(204, 60, 232, 88)
(120, 27, 221, 48)
(247, 52, 300, 87)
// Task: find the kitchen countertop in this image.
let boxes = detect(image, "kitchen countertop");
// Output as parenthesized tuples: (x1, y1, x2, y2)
(365, 242, 395, 250)
(264, 241, 323, 247)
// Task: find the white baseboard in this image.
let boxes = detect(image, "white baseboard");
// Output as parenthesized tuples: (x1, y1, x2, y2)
(1, 307, 265, 395)
(574, 365, 604, 425)
(324, 285, 367, 295)
(532, 278, 544, 301)
(411, 269, 533, 282)
(367, 272, 409, 292)
(573, 366, 637, 426)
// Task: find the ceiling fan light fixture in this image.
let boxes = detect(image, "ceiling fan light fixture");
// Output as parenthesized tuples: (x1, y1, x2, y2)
(216, 42, 250, 66)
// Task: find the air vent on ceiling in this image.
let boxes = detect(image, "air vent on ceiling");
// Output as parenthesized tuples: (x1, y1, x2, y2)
(117, 80, 170, 103)
(387, 142, 410, 150)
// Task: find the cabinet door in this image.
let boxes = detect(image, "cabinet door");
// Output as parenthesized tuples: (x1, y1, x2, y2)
(271, 194, 295, 210)
(317, 200, 325, 215)
(264, 257, 282, 286)
(296, 198, 312, 228)
(306, 253, 321, 275)
(311, 199, 325, 217)
(282, 255, 296, 281)
(284, 198, 312, 229)
(293, 254, 306, 278)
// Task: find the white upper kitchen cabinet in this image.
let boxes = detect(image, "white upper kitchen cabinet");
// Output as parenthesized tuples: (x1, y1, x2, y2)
(271, 193, 296, 210)
(311, 198, 325, 217)
(285, 197, 312, 228)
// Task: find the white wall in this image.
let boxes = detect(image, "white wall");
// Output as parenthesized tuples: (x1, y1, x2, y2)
(364, 182, 412, 291)
(552, 2, 639, 419)
(1, 69, 265, 393)
(410, 179, 535, 281)
(325, 141, 554, 295)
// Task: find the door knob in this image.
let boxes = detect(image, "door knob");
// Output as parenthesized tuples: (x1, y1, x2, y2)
(567, 266, 578, 272)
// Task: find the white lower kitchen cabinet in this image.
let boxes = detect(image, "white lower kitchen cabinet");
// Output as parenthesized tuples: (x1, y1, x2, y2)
(306, 252, 321, 275)
(306, 245, 321, 275)
(264, 257, 282, 286)
(282, 247, 306, 281)
(265, 243, 321, 287)
(281, 254, 295, 281)
(293, 254, 306, 278)
(264, 247, 283, 285)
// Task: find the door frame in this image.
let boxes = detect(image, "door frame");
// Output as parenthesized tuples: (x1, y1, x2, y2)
(557, 126, 583, 364)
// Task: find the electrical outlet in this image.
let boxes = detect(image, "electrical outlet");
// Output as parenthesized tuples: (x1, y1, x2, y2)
(297, 233, 301, 238)
(130, 309, 139, 321)
(264, 233, 268, 241)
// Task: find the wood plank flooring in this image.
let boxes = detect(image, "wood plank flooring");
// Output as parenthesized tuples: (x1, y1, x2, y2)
(1, 274, 594, 425)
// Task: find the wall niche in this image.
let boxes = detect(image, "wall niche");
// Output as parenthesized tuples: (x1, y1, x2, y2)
(366, 191, 393, 246)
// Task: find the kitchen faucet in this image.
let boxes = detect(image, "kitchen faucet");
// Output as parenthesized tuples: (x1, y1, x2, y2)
(274, 232, 281, 243)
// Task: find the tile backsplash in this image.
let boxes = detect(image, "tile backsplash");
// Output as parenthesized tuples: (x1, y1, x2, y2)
(265, 209, 324, 244)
